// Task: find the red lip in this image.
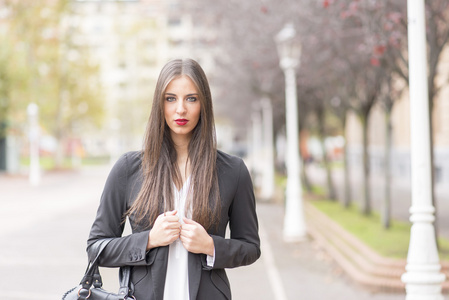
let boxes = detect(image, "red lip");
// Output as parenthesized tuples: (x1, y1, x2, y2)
(175, 119, 188, 126)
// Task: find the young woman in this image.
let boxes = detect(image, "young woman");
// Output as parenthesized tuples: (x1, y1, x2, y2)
(87, 58, 260, 300)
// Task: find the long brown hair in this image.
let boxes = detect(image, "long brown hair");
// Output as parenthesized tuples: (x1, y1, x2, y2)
(127, 58, 220, 230)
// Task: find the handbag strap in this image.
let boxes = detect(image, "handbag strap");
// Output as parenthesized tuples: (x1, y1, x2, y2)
(118, 265, 134, 298)
(80, 238, 113, 286)
(78, 238, 133, 300)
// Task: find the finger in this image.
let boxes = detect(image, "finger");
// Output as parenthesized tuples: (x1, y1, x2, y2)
(168, 234, 180, 244)
(183, 217, 198, 225)
(165, 210, 178, 216)
(164, 215, 180, 223)
(164, 228, 181, 237)
(164, 222, 182, 230)
(179, 235, 186, 245)
(181, 224, 196, 231)
(179, 234, 191, 244)
(180, 229, 192, 237)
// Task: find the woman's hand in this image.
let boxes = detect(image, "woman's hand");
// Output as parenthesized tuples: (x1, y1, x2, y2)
(147, 210, 181, 250)
(180, 218, 214, 256)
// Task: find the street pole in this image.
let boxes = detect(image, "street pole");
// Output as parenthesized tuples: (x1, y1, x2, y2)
(281, 64, 307, 242)
(260, 97, 275, 201)
(252, 109, 263, 191)
(109, 118, 121, 166)
(401, 0, 445, 299)
(276, 23, 307, 242)
(27, 103, 40, 186)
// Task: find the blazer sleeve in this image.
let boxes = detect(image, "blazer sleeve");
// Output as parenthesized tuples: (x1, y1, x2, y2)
(86, 153, 156, 267)
(207, 159, 261, 270)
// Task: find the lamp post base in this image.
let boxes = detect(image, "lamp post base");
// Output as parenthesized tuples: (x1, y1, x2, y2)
(283, 230, 307, 243)
(402, 271, 445, 300)
(401, 220, 445, 299)
(283, 187, 307, 243)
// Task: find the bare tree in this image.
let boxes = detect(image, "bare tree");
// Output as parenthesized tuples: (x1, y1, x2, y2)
(186, 0, 448, 227)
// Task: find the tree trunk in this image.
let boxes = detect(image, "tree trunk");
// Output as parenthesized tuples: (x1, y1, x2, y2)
(298, 120, 312, 193)
(361, 116, 371, 215)
(342, 113, 352, 208)
(320, 135, 337, 200)
(382, 109, 392, 228)
(0, 135, 6, 171)
(428, 97, 439, 249)
(55, 88, 65, 169)
(55, 48, 67, 169)
(301, 155, 312, 193)
(317, 106, 337, 200)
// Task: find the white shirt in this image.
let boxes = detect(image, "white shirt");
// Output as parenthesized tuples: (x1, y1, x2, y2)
(163, 177, 215, 300)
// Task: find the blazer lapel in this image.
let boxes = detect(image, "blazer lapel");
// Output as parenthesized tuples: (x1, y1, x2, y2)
(188, 252, 202, 300)
(151, 246, 169, 300)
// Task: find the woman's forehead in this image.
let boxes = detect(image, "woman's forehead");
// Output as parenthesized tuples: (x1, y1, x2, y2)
(165, 75, 199, 93)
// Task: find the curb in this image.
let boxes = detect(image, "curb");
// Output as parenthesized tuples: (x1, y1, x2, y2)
(304, 200, 449, 293)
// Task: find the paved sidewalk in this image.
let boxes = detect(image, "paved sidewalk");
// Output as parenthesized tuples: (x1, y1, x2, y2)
(231, 203, 407, 300)
(0, 166, 426, 299)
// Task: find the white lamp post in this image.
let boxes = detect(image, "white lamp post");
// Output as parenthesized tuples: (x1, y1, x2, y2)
(252, 108, 263, 190)
(401, 0, 445, 298)
(260, 97, 275, 201)
(109, 118, 122, 166)
(27, 103, 40, 186)
(276, 23, 307, 242)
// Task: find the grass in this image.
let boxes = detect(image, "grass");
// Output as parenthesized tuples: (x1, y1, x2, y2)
(275, 174, 326, 197)
(20, 156, 110, 170)
(317, 160, 344, 170)
(309, 184, 326, 197)
(308, 197, 449, 261)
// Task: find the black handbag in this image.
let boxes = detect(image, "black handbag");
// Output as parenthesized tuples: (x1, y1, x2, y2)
(62, 239, 135, 300)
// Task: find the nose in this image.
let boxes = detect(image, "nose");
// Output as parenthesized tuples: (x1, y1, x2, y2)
(176, 100, 186, 115)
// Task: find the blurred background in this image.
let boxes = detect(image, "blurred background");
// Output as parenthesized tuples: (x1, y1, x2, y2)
(1, 0, 449, 299)
(0, 0, 421, 174)
(0, 0, 448, 185)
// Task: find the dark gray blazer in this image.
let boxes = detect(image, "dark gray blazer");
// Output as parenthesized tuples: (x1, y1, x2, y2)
(87, 150, 261, 300)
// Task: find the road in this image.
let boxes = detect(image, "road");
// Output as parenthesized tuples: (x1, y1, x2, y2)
(0, 164, 421, 299)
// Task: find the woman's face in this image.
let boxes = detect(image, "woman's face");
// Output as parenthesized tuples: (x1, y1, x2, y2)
(164, 75, 201, 142)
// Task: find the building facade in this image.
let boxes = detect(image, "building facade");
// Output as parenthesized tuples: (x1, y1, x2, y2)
(70, 0, 219, 159)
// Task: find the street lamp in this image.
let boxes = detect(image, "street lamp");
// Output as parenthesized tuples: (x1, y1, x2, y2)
(260, 97, 275, 201)
(275, 23, 307, 242)
(27, 103, 40, 186)
(251, 107, 263, 190)
(401, 0, 445, 298)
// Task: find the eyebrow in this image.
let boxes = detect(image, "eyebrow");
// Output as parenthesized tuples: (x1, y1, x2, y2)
(164, 93, 199, 96)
